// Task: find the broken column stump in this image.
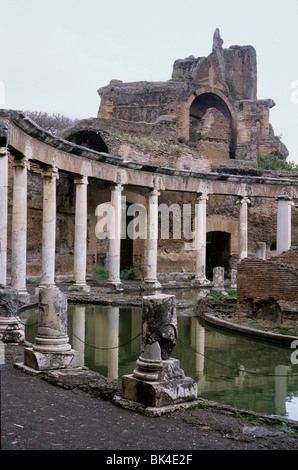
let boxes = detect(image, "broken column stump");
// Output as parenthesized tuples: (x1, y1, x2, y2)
(0, 285, 24, 343)
(121, 294, 197, 409)
(20, 286, 79, 372)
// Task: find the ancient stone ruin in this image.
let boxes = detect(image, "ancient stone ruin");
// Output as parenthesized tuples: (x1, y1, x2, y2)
(0, 30, 297, 399)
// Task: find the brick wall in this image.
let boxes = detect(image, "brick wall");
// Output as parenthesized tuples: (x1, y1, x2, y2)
(237, 250, 298, 303)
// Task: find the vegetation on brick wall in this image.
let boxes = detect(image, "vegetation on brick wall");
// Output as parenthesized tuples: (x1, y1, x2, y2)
(258, 152, 298, 171)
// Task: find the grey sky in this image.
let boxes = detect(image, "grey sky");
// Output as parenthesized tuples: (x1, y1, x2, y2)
(1, 0, 298, 162)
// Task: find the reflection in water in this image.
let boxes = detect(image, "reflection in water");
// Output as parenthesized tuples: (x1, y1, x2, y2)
(20, 304, 298, 421)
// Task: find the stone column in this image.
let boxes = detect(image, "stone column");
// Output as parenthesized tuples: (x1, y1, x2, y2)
(11, 157, 30, 299)
(144, 187, 161, 289)
(238, 196, 250, 260)
(0, 146, 8, 286)
(194, 193, 209, 285)
(21, 286, 79, 372)
(108, 183, 123, 290)
(71, 176, 90, 292)
(276, 195, 293, 255)
(40, 166, 59, 288)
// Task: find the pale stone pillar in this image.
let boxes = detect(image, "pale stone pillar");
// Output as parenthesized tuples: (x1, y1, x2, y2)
(11, 157, 30, 298)
(40, 166, 59, 287)
(256, 242, 266, 260)
(238, 196, 250, 260)
(144, 187, 161, 289)
(108, 183, 123, 290)
(276, 195, 293, 255)
(71, 176, 90, 292)
(212, 266, 225, 292)
(0, 146, 8, 286)
(194, 193, 209, 284)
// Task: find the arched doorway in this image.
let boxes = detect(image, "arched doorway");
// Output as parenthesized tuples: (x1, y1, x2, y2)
(189, 91, 236, 160)
(206, 231, 231, 279)
(65, 130, 109, 153)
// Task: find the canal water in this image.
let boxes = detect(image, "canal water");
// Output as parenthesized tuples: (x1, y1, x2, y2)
(20, 303, 298, 422)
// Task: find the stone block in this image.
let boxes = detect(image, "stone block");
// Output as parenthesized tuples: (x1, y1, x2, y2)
(122, 359, 197, 407)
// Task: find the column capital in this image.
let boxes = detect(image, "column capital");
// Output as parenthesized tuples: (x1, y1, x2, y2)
(237, 196, 250, 205)
(42, 165, 59, 180)
(74, 175, 88, 185)
(111, 183, 123, 192)
(11, 157, 30, 170)
(149, 187, 160, 197)
(0, 147, 9, 157)
(275, 194, 292, 201)
(197, 192, 208, 202)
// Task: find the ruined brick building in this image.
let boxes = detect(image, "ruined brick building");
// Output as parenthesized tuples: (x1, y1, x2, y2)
(59, 29, 296, 280)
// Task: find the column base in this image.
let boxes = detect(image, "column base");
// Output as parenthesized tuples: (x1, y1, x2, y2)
(68, 283, 90, 293)
(106, 281, 124, 291)
(20, 346, 79, 372)
(122, 359, 197, 408)
(0, 318, 25, 343)
(143, 279, 162, 290)
(191, 278, 210, 287)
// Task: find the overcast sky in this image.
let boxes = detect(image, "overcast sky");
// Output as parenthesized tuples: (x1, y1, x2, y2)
(1, 0, 298, 163)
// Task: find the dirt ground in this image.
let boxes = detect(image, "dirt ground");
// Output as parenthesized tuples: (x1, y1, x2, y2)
(1, 342, 298, 453)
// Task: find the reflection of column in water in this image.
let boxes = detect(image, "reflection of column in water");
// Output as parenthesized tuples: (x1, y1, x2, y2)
(131, 308, 142, 358)
(194, 320, 205, 382)
(107, 307, 119, 379)
(0, 341, 4, 364)
(72, 305, 85, 365)
(275, 365, 288, 416)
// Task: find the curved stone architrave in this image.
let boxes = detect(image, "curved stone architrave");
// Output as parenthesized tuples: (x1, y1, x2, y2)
(1, 110, 297, 199)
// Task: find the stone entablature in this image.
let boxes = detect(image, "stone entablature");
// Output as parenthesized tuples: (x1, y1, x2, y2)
(0, 108, 297, 288)
(2, 110, 297, 199)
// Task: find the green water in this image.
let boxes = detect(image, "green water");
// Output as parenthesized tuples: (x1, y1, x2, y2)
(20, 304, 298, 421)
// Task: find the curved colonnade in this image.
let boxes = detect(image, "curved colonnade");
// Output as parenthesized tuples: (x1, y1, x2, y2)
(0, 109, 297, 299)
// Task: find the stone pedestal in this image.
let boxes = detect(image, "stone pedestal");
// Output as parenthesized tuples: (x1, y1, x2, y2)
(121, 294, 197, 410)
(256, 242, 266, 260)
(21, 286, 78, 372)
(0, 286, 24, 343)
(212, 266, 226, 294)
(230, 268, 237, 289)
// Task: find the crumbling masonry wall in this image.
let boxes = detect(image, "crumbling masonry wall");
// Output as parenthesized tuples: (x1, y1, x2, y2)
(237, 248, 298, 304)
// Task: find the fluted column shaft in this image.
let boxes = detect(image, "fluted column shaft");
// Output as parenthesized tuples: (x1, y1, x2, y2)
(73, 176, 89, 289)
(145, 187, 161, 288)
(11, 158, 30, 295)
(40, 166, 59, 287)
